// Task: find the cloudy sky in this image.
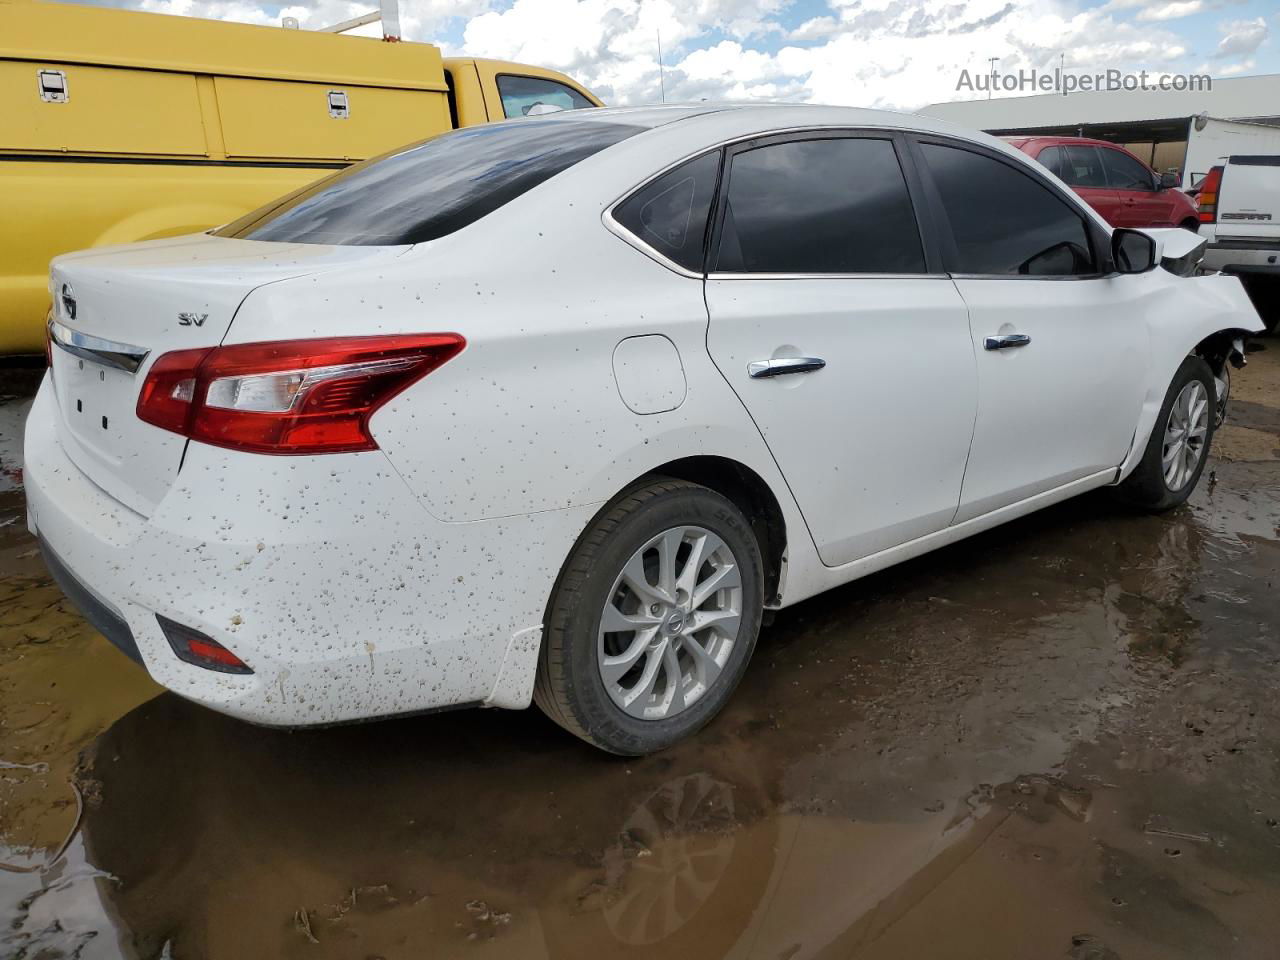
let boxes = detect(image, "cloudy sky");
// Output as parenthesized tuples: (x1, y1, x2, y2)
(68, 0, 1278, 109)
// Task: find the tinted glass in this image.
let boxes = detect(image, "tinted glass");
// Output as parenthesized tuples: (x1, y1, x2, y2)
(715, 138, 925, 274)
(215, 119, 640, 245)
(920, 143, 1095, 276)
(1100, 148, 1154, 191)
(613, 151, 721, 271)
(1037, 146, 1065, 179)
(497, 75, 594, 118)
(1062, 146, 1107, 188)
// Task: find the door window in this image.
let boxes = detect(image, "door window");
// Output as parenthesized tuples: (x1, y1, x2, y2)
(1037, 146, 1065, 179)
(496, 75, 594, 118)
(919, 142, 1096, 277)
(613, 152, 721, 271)
(1061, 146, 1108, 188)
(714, 137, 926, 274)
(1100, 148, 1155, 191)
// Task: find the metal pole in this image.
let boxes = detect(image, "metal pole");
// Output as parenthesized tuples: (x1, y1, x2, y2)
(657, 29, 666, 103)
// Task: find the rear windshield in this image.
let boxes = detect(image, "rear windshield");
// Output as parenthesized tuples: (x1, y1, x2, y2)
(214, 118, 644, 246)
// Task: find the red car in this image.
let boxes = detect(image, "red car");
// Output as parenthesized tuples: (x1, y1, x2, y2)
(1007, 136, 1200, 231)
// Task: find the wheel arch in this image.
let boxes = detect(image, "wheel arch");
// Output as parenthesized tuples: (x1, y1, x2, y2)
(644, 456, 789, 607)
(551, 456, 790, 616)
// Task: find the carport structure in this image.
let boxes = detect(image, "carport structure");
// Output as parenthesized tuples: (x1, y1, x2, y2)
(920, 73, 1280, 188)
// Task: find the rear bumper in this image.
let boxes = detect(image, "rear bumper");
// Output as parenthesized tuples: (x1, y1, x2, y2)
(24, 376, 591, 726)
(1203, 238, 1280, 273)
(38, 535, 143, 665)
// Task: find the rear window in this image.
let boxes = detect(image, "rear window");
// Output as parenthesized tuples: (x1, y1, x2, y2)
(215, 119, 644, 245)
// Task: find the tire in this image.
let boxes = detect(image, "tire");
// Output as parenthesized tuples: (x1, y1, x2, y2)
(1116, 355, 1216, 512)
(1179, 218, 1200, 233)
(534, 478, 764, 755)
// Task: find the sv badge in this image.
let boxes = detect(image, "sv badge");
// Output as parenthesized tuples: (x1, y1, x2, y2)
(178, 312, 209, 327)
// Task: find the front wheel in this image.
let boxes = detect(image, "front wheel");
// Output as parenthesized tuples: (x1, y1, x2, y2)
(1116, 355, 1215, 511)
(534, 479, 764, 755)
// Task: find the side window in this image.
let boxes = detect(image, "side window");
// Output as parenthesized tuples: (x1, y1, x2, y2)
(1100, 148, 1155, 191)
(1037, 146, 1065, 179)
(714, 137, 926, 274)
(613, 151, 721, 272)
(496, 75, 594, 118)
(1062, 146, 1108, 188)
(919, 142, 1095, 277)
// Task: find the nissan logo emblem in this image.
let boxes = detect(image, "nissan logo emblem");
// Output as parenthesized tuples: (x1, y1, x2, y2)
(60, 283, 76, 320)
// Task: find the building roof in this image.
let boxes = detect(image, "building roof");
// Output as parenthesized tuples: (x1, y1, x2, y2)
(919, 73, 1280, 131)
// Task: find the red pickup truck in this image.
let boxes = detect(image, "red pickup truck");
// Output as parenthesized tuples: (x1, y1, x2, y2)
(1008, 136, 1200, 231)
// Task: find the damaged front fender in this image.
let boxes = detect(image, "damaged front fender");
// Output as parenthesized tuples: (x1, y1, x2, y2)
(1114, 271, 1264, 484)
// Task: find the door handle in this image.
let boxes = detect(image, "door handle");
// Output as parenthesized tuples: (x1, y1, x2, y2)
(983, 333, 1031, 351)
(748, 357, 826, 379)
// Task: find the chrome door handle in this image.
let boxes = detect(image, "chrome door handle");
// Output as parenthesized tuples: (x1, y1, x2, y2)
(747, 357, 826, 379)
(983, 334, 1031, 351)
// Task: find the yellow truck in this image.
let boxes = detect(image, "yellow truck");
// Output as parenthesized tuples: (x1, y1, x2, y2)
(0, 0, 601, 352)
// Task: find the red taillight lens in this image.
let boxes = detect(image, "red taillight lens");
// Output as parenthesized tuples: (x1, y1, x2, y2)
(1197, 165, 1222, 223)
(137, 334, 464, 454)
(157, 615, 253, 674)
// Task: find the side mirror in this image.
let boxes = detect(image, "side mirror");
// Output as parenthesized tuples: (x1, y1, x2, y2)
(1159, 172, 1180, 190)
(1112, 228, 1157, 274)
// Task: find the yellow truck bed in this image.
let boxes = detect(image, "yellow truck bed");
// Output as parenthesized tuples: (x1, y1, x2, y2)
(0, 0, 599, 352)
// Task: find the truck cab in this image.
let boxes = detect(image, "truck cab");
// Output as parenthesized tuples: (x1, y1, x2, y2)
(444, 58, 598, 128)
(1199, 156, 1280, 332)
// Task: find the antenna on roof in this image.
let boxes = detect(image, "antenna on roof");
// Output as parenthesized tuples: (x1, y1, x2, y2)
(657, 28, 667, 104)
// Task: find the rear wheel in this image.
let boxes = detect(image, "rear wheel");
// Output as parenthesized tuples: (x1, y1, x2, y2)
(1116, 355, 1215, 511)
(534, 479, 764, 755)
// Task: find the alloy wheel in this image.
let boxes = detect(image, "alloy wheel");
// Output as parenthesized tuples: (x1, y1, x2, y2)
(1162, 379, 1209, 492)
(597, 525, 743, 720)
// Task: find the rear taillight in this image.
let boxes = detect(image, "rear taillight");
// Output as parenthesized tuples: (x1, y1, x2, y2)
(137, 334, 464, 454)
(1197, 165, 1223, 224)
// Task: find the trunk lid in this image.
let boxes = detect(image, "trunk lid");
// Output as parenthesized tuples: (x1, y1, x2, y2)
(48, 234, 406, 516)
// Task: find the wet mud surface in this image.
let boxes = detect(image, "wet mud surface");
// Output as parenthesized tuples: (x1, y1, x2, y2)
(2, 343, 1279, 959)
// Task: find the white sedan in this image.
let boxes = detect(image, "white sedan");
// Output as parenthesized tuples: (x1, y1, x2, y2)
(26, 104, 1262, 754)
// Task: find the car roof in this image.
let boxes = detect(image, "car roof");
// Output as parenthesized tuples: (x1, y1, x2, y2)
(1005, 135, 1133, 151)
(555, 102, 1019, 148)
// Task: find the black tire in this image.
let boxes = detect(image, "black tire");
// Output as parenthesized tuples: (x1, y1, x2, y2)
(1179, 218, 1200, 233)
(534, 478, 764, 755)
(1116, 355, 1216, 511)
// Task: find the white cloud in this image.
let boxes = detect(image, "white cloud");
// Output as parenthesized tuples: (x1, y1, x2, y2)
(1135, 1, 1202, 22)
(1214, 16, 1268, 57)
(1217, 58, 1255, 75)
(789, 15, 840, 42)
(86, 0, 1246, 112)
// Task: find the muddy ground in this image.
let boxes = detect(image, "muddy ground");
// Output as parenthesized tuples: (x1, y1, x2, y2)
(1, 340, 1278, 960)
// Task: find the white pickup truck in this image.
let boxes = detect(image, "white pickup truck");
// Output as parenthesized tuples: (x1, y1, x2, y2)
(1199, 155, 1280, 332)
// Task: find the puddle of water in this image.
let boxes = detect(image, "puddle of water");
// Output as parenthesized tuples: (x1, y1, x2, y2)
(2, 341, 1279, 959)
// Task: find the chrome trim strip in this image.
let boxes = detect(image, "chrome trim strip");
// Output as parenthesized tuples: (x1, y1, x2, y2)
(708, 272, 951, 281)
(601, 212, 703, 279)
(48, 318, 150, 374)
